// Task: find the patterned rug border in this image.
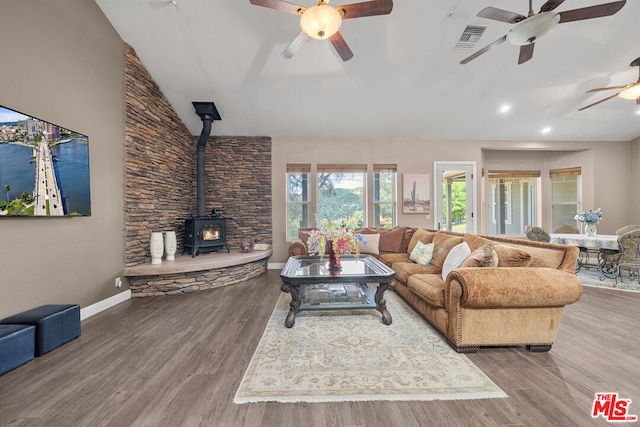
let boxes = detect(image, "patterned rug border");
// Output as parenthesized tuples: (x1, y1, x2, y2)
(234, 291, 507, 404)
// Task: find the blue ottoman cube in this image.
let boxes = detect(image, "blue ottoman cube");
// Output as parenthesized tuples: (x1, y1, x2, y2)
(0, 324, 36, 376)
(1, 304, 80, 356)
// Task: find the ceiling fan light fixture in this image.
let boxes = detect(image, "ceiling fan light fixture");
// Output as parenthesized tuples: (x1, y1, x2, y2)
(300, 4, 342, 40)
(618, 84, 640, 100)
(506, 12, 560, 46)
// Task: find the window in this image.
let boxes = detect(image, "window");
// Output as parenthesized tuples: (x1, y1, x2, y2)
(286, 164, 310, 240)
(373, 164, 396, 228)
(490, 181, 511, 225)
(285, 163, 398, 240)
(487, 171, 539, 235)
(550, 167, 581, 231)
(317, 164, 366, 229)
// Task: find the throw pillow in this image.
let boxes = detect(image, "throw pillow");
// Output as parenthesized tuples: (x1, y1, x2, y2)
(409, 241, 434, 265)
(460, 243, 499, 268)
(357, 233, 380, 255)
(378, 227, 406, 253)
(429, 233, 464, 269)
(407, 228, 437, 254)
(441, 242, 471, 280)
(493, 244, 532, 267)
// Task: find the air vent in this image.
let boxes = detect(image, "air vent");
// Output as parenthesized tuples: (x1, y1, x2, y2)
(455, 25, 487, 50)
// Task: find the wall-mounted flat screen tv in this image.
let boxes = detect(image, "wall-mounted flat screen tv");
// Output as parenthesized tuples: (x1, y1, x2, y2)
(0, 105, 91, 217)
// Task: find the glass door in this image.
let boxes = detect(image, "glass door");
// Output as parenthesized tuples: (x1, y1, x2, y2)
(434, 162, 476, 233)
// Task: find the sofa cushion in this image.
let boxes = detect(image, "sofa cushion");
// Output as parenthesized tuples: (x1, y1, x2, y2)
(430, 233, 464, 269)
(298, 228, 314, 244)
(357, 233, 380, 255)
(393, 262, 440, 284)
(407, 228, 437, 254)
(400, 228, 416, 253)
(463, 233, 493, 252)
(441, 242, 471, 280)
(494, 244, 532, 267)
(460, 243, 499, 268)
(378, 227, 406, 253)
(407, 274, 446, 308)
(410, 241, 434, 265)
(378, 252, 410, 267)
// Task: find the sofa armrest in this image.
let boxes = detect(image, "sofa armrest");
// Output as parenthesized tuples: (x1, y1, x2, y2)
(288, 240, 308, 257)
(447, 267, 582, 308)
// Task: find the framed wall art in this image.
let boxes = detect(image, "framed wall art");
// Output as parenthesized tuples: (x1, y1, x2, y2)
(403, 173, 431, 216)
(0, 104, 91, 217)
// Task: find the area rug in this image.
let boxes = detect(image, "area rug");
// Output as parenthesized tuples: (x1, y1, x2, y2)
(233, 291, 507, 403)
(576, 267, 640, 293)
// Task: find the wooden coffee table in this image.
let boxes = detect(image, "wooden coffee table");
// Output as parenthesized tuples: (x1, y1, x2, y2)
(279, 255, 395, 328)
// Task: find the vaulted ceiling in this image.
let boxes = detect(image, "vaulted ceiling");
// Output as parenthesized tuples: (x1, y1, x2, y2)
(95, 0, 640, 141)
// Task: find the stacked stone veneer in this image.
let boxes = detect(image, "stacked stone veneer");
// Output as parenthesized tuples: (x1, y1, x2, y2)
(124, 44, 272, 296)
(128, 259, 268, 296)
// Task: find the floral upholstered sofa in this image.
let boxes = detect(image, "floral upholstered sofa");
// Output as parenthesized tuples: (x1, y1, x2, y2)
(288, 226, 582, 353)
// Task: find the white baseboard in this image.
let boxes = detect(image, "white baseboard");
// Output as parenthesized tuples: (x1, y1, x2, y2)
(80, 290, 131, 321)
(268, 262, 285, 269)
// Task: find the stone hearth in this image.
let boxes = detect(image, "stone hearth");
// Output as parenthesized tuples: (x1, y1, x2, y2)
(124, 250, 272, 297)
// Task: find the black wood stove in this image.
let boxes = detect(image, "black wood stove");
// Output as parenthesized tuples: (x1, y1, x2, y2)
(183, 216, 230, 257)
(183, 101, 229, 257)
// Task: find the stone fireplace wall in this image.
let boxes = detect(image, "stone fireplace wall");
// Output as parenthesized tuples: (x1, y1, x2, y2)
(124, 45, 195, 266)
(200, 135, 272, 251)
(124, 44, 272, 267)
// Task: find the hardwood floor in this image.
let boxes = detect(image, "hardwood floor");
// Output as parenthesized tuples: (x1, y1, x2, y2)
(1, 270, 638, 426)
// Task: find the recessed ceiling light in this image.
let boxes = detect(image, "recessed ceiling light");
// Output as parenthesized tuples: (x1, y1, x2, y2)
(499, 104, 511, 114)
(541, 127, 552, 134)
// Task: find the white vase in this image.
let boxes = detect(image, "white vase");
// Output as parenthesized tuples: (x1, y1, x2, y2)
(164, 231, 177, 261)
(585, 223, 597, 237)
(150, 232, 164, 264)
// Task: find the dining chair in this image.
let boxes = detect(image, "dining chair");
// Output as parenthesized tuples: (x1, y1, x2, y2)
(599, 229, 640, 284)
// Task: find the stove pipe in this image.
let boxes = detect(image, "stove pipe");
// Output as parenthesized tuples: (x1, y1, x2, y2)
(192, 102, 221, 218)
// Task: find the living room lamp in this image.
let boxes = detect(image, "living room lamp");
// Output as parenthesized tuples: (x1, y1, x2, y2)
(299, 0, 343, 40)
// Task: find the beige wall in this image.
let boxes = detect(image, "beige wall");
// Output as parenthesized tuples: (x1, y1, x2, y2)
(272, 138, 634, 263)
(0, 1, 125, 318)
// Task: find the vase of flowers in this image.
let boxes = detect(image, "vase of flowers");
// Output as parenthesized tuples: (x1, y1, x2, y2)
(306, 217, 365, 271)
(575, 208, 603, 237)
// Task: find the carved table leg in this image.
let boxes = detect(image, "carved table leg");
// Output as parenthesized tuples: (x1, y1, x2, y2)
(282, 284, 301, 328)
(374, 282, 393, 325)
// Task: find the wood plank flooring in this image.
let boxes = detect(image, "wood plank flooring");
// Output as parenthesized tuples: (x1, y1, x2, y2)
(0, 270, 638, 426)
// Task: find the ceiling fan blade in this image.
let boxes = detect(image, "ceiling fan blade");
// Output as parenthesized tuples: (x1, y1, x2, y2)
(329, 31, 354, 61)
(558, 0, 626, 23)
(539, 0, 565, 13)
(281, 31, 309, 59)
(578, 92, 620, 111)
(477, 7, 526, 24)
(249, 0, 304, 15)
(587, 85, 629, 93)
(338, 0, 393, 19)
(518, 43, 535, 64)
(460, 35, 507, 65)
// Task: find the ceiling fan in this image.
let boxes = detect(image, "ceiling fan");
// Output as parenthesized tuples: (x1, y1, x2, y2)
(249, 0, 393, 61)
(579, 57, 640, 111)
(460, 0, 626, 65)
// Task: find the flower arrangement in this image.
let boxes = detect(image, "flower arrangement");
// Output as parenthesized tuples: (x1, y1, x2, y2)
(306, 217, 365, 262)
(575, 208, 603, 225)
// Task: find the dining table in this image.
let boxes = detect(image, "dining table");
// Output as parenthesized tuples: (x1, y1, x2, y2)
(550, 233, 619, 274)
(549, 233, 619, 251)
